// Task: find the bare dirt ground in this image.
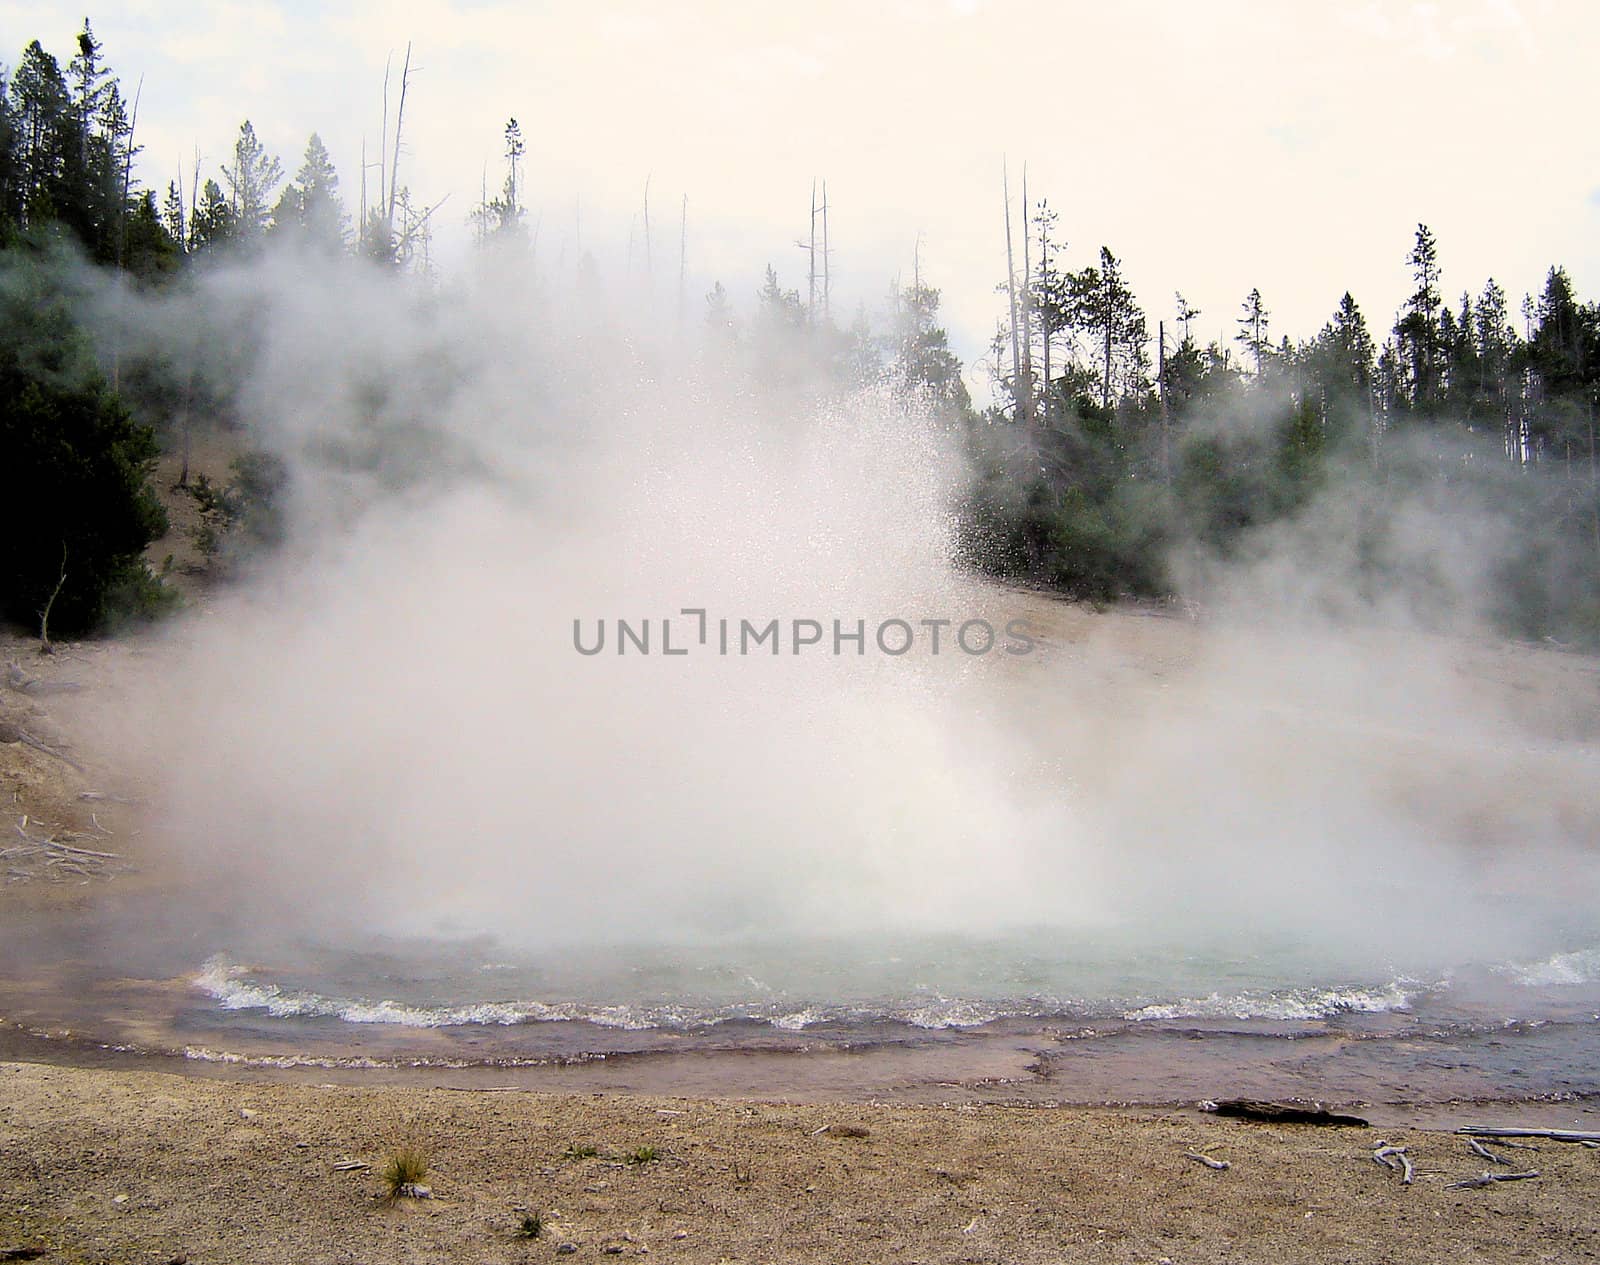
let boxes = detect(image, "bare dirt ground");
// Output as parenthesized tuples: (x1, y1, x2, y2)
(3, 1060, 1599, 1265)
(5, 569, 1600, 1261)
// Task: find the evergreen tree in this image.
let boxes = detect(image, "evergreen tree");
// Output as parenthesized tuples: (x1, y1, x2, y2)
(470, 118, 527, 247)
(1313, 292, 1375, 402)
(1067, 246, 1147, 412)
(1525, 265, 1598, 461)
(889, 278, 971, 419)
(1396, 223, 1442, 410)
(189, 177, 235, 252)
(222, 120, 282, 239)
(1, 248, 168, 632)
(122, 187, 178, 279)
(9, 41, 69, 227)
(1235, 287, 1271, 375)
(270, 132, 347, 252)
(160, 178, 184, 250)
(704, 279, 736, 346)
(0, 70, 19, 232)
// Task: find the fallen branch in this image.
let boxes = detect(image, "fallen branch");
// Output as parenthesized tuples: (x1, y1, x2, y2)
(1467, 1138, 1513, 1166)
(1445, 1169, 1540, 1190)
(1457, 1126, 1600, 1144)
(6, 818, 122, 882)
(1372, 1143, 1414, 1183)
(437, 1085, 520, 1093)
(4, 660, 83, 695)
(0, 722, 86, 773)
(13, 826, 118, 860)
(1185, 1151, 1230, 1171)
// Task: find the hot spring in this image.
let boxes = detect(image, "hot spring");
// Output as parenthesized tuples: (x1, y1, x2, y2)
(41, 254, 1600, 1105)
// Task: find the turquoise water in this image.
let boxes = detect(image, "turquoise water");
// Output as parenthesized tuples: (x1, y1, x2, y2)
(192, 925, 1600, 1036)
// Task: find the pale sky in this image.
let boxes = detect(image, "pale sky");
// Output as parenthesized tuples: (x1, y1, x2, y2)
(5, 0, 1598, 398)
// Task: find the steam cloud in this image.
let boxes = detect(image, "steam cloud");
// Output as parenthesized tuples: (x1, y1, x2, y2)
(82, 246, 1600, 975)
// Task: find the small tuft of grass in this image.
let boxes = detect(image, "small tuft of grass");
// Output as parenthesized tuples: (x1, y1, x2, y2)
(516, 1211, 543, 1239)
(564, 1142, 600, 1160)
(379, 1144, 429, 1202)
(627, 1145, 660, 1165)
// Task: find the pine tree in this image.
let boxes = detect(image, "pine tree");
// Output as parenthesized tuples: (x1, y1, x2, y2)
(160, 179, 184, 250)
(1471, 278, 1519, 454)
(189, 177, 236, 252)
(222, 120, 282, 239)
(1396, 223, 1442, 410)
(66, 21, 110, 168)
(0, 71, 17, 231)
(9, 41, 69, 226)
(1067, 247, 1147, 412)
(270, 132, 347, 252)
(704, 280, 735, 341)
(1235, 287, 1271, 375)
(890, 278, 971, 418)
(1310, 292, 1375, 407)
(470, 118, 527, 247)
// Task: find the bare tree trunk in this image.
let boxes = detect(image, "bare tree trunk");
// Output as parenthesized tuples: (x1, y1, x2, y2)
(1039, 206, 1050, 403)
(38, 545, 67, 654)
(1002, 159, 1021, 420)
(1102, 271, 1113, 413)
(1019, 164, 1033, 425)
(173, 155, 187, 252)
(1159, 320, 1170, 483)
(821, 180, 829, 323)
(807, 179, 816, 323)
(386, 43, 412, 246)
(189, 146, 200, 251)
(379, 53, 390, 220)
(110, 75, 142, 392)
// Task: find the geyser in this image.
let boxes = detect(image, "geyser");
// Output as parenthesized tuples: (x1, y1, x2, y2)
(80, 246, 1600, 1052)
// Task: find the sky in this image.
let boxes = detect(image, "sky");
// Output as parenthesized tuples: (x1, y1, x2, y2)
(4, 0, 1598, 399)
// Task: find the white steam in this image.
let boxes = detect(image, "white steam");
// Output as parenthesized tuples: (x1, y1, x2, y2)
(90, 247, 1600, 972)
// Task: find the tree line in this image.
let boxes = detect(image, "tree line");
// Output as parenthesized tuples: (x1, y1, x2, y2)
(2, 21, 1598, 646)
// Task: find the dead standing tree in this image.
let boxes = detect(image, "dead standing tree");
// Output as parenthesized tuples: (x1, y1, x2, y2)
(1001, 158, 1032, 425)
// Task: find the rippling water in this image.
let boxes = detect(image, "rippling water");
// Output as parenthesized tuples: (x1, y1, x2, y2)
(189, 926, 1600, 1039)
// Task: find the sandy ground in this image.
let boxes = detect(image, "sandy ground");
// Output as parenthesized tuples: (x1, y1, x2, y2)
(4, 1060, 1599, 1265)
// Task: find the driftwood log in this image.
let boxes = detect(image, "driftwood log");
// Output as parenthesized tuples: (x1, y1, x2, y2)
(0, 721, 86, 773)
(1456, 1126, 1600, 1144)
(1373, 1144, 1414, 1184)
(1209, 1100, 1368, 1127)
(1467, 1138, 1514, 1165)
(4, 661, 82, 696)
(1445, 1169, 1540, 1190)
